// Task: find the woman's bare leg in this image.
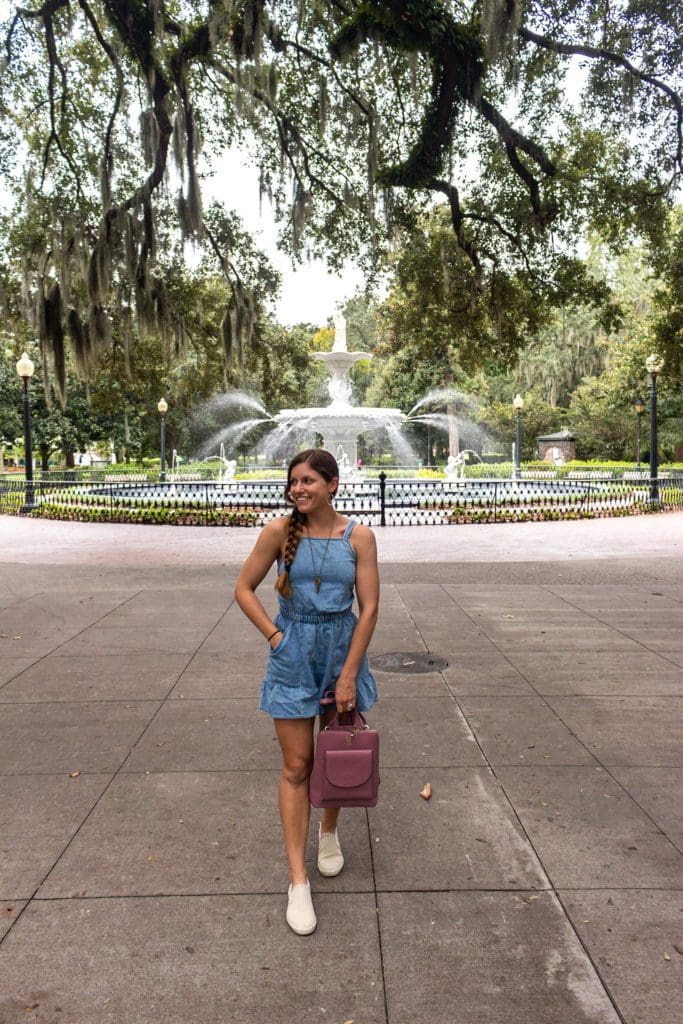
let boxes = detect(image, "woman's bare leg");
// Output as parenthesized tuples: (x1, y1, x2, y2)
(274, 717, 316, 885)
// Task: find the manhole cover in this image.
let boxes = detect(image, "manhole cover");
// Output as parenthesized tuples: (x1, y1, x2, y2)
(371, 652, 448, 674)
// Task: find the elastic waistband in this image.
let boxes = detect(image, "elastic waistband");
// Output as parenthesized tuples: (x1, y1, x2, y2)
(280, 607, 351, 624)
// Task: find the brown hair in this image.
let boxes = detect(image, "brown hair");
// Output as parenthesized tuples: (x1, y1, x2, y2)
(275, 449, 339, 597)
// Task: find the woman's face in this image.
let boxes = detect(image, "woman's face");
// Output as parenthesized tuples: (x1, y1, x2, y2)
(288, 461, 336, 513)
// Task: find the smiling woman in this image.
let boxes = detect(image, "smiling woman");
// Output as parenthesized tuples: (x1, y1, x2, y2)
(234, 447, 379, 935)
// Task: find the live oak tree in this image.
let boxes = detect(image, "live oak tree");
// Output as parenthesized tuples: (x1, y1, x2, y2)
(1, 0, 681, 398)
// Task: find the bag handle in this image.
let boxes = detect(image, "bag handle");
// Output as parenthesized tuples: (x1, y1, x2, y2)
(320, 692, 368, 730)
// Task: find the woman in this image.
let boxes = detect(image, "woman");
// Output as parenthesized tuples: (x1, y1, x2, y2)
(234, 448, 379, 935)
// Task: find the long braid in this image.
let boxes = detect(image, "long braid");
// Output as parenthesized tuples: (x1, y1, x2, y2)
(275, 507, 305, 597)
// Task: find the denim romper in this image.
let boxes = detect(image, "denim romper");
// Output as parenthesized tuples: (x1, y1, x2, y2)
(258, 518, 378, 719)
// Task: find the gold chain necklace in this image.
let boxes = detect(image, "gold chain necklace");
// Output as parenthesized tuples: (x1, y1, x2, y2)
(305, 523, 335, 593)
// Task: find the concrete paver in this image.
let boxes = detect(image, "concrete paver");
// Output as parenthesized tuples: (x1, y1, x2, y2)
(560, 890, 683, 1024)
(0, 894, 385, 1024)
(497, 766, 683, 888)
(610, 768, 683, 848)
(0, 774, 112, 898)
(0, 512, 682, 1023)
(379, 891, 621, 1024)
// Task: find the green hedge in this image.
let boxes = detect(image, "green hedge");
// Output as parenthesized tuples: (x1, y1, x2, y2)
(29, 503, 259, 527)
(446, 501, 660, 524)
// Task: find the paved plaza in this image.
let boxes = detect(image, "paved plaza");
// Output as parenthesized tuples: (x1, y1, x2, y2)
(0, 513, 681, 1023)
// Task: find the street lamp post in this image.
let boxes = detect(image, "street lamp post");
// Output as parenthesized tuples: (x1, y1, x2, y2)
(645, 354, 664, 502)
(157, 398, 168, 482)
(513, 393, 524, 480)
(15, 352, 36, 511)
(634, 396, 645, 471)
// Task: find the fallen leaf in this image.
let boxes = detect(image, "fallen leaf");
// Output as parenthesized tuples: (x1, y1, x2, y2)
(673, 943, 683, 956)
(402, 660, 415, 666)
(419, 783, 432, 800)
(664, 952, 671, 961)
(69, 771, 80, 778)
(11, 635, 21, 640)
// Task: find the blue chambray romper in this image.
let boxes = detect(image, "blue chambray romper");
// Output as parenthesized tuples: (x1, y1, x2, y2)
(258, 518, 378, 719)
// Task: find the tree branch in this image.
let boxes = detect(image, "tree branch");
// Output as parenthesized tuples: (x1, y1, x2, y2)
(520, 25, 683, 174)
(77, 0, 125, 203)
(428, 177, 483, 289)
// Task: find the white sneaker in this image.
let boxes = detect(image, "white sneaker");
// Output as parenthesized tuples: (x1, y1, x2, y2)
(318, 826, 344, 877)
(286, 881, 317, 935)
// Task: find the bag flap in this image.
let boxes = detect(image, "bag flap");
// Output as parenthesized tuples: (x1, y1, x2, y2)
(324, 749, 374, 789)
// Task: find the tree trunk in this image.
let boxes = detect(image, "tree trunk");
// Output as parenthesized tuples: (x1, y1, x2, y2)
(40, 444, 50, 471)
(64, 450, 75, 468)
(123, 409, 130, 462)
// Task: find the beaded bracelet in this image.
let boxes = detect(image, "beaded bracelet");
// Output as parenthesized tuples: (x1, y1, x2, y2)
(267, 629, 282, 642)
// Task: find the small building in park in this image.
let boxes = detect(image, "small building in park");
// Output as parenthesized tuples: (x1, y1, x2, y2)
(536, 429, 576, 464)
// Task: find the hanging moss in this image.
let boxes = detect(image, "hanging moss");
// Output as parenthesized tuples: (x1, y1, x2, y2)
(45, 282, 66, 404)
(481, 0, 521, 64)
(67, 307, 89, 378)
(221, 306, 233, 363)
(172, 103, 186, 179)
(140, 108, 160, 168)
(88, 304, 112, 352)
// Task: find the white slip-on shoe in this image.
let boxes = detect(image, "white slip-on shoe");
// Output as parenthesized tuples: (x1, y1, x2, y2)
(318, 826, 344, 877)
(286, 881, 317, 935)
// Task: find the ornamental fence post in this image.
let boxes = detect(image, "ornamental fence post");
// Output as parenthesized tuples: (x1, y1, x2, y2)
(379, 471, 387, 527)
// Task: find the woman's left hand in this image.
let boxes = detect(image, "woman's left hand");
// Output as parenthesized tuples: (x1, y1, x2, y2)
(335, 670, 357, 714)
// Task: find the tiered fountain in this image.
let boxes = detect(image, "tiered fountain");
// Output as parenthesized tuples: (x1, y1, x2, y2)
(272, 306, 408, 471)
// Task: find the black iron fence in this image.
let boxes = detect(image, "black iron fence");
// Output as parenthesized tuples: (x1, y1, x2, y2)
(2, 472, 682, 526)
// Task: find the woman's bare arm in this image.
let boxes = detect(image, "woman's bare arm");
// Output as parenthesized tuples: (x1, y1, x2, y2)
(334, 524, 379, 707)
(234, 518, 287, 646)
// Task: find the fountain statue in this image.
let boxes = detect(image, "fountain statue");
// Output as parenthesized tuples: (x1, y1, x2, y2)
(444, 449, 484, 482)
(273, 304, 408, 470)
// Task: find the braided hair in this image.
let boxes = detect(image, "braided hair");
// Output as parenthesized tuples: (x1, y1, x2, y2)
(275, 448, 339, 597)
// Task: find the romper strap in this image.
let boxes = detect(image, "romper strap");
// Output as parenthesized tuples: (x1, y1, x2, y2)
(343, 518, 356, 540)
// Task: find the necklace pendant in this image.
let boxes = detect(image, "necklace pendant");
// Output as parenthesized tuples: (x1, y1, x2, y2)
(314, 576, 321, 592)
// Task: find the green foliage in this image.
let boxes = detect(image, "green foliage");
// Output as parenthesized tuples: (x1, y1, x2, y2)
(1, 0, 681, 396)
(0, 355, 23, 448)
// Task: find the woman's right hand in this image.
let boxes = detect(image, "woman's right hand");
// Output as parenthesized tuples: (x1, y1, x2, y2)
(269, 629, 283, 650)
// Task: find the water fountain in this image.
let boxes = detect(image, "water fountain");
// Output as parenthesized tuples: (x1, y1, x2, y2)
(271, 305, 409, 471)
(83, 311, 615, 525)
(192, 305, 501, 474)
(201, 442, 237, 484)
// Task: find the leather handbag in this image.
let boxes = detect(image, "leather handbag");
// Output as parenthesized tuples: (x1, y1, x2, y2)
(310, 695, 380, 808)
